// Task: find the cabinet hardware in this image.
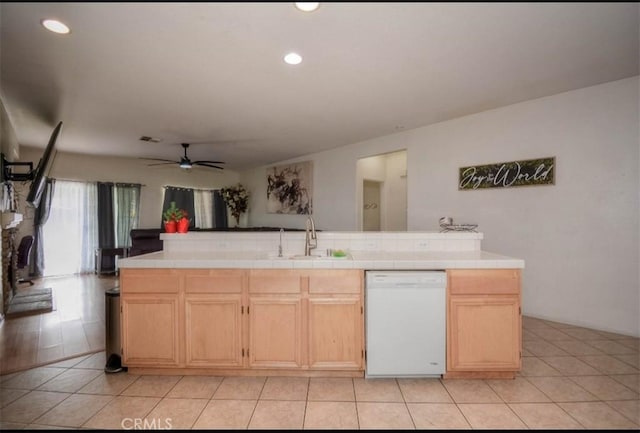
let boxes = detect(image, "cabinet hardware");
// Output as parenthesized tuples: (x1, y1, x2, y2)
(519, 307, 521, 315)
(242, 348, 245, 357)
(247, 306, 250, 314)
(360, 306, 363, 314)
(241, 306, 244, 314)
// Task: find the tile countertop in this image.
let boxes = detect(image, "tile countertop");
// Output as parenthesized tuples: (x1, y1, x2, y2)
(118, 250, 524, 270)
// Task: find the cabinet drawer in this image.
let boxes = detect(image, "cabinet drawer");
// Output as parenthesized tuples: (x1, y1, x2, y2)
(448, 269, 520, 295)
(120, 269, 181, 293)
(308, 270, 362, 294)
(185, 269, 244, 294)
(249, 270, 303, 294)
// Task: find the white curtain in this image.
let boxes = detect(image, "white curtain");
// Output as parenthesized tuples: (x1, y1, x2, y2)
(43, 180, 98, 276)
(193, 189, 213, 229)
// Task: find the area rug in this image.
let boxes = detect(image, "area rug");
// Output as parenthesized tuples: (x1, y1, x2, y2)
(5, 287, 54, 318)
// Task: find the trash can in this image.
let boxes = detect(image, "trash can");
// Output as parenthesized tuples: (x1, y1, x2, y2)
(104, 286, 125, 373)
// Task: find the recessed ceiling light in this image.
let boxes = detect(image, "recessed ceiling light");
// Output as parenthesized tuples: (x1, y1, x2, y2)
(284, 52, 302, 65)
(41, 19, 70, 34)
(295, 3, 320, 12)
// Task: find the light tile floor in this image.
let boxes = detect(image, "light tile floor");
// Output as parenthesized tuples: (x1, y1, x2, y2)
(0, 316, 638, 429)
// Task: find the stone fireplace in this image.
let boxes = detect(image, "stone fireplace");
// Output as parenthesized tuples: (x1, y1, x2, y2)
(1, 212, 23, 319)
(2, 227, 17, 315)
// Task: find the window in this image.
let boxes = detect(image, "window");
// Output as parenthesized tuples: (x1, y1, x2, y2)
(43, 180, 98, 276)
(161, 186, 228, 229)
(42, 180, 140, 277)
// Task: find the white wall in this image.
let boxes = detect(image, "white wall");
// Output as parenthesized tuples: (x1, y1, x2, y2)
(14, 148, 240, 236)
(0, 96, 19, 162)
(383, 150, 407, 231)
(241, 77, 639, 336)
(243, 135, 413, 231)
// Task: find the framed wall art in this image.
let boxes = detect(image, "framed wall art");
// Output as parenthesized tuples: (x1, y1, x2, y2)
(459, 157, 555, 190)
(266, 161, 313, 214)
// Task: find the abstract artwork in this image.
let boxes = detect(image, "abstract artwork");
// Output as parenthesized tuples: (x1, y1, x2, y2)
(266, 161, 313, 214)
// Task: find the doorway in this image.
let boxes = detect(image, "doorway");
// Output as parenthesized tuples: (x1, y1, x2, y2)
(356, 150, 407, 231)
(363, 180, 382, 231)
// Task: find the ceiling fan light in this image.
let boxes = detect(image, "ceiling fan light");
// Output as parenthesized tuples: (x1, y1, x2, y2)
(179, 161, 192, 169)
(41, 19, 71, 34)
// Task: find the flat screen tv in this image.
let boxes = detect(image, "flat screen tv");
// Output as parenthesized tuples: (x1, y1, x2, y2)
(26, 121, 62, 208)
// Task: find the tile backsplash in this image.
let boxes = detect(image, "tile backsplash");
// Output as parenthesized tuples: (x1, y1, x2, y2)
(161, 231, 482, 255)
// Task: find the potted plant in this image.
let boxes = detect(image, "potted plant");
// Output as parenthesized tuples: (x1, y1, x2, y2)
(176, 210, 190, 233)
(220, 183, 249, 227)
(163, 201, 188, 233)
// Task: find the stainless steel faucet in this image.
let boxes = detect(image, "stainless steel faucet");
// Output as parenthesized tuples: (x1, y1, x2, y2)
(278, 228, 284, 257)
(304, 216, 317, 256)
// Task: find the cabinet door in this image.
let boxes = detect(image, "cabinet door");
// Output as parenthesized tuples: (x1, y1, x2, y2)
(249, 297, 302, 368)
(122, 294, 180, 366)
(185, 295, 243, 367)
(448, 295, 521, 371)
(308, 297, 363, 369)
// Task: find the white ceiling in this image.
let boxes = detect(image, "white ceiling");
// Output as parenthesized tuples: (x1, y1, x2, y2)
(1, 2, 638, 171)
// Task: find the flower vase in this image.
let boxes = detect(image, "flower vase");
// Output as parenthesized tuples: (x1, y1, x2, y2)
(228, 209, 247, 228)
(164, 220, 177, 233)
(239, 212, 248, 228)
(229, 212, 248, 228)
(177, 217, 189, 233)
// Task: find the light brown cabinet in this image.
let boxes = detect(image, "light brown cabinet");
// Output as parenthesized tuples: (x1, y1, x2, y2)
(185, 295, 243, 367)
(308, 297, 362, 369)
(249, 296, 303, 368)
(121, 266, 519, 378)
(120, 268, 363, 375)
(446, 269, 522, 379)
(121, 269, 182, 367)
(248, 270, 304, 368)
(247, 269, 364, 371)
(308, 270, 363, 369)
(183, 270, 244, 368)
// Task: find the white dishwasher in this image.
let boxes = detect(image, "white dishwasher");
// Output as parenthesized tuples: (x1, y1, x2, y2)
(365, 271, 446, 378)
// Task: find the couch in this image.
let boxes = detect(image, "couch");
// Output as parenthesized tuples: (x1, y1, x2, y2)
(129, 228, 164, 257)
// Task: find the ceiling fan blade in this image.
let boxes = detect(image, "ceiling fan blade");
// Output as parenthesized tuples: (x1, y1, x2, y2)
(147, 162, 178, 166)
(194, 162, 225, 170)
(192, 160, 226, 164)
(140, 157, 178, 163)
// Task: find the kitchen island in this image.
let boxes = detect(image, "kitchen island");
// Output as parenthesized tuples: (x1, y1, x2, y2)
(118, 231, 524, 379)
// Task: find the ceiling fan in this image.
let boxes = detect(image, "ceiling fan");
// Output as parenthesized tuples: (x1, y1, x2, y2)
(142, 143, 225, 170)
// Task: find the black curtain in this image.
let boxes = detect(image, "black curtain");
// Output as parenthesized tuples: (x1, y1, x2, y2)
(212, 190, 228, 229)
(97, 182, 116, 272)
(161, 186, 195, 228)
(30, 178, 55, 277)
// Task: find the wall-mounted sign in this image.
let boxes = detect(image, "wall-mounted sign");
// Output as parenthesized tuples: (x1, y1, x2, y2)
(459, 157, 555, 190)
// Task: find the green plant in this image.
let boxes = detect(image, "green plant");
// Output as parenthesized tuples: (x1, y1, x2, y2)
(220, 183, 249, 225)
(163, 201, 187, 222)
